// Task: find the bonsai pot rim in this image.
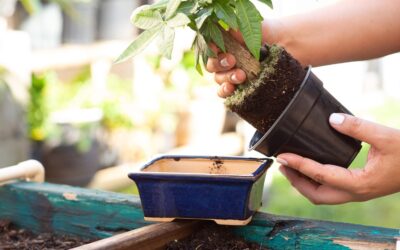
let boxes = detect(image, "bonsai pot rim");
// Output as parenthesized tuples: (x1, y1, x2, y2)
(130, 155, 271, 182)
(248, 66, 315, 153)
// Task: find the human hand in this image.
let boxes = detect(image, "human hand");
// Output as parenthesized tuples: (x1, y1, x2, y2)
(276, 113, 400, 205)
(205, 20, 277, 98)
(205, 30, 248, 98)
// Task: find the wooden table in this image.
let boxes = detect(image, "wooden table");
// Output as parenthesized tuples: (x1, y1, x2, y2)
(0, 181, 398, 249)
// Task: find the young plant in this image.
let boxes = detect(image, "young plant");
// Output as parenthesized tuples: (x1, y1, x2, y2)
(117, 0, 307, 137)
(116, 0, 273, 79)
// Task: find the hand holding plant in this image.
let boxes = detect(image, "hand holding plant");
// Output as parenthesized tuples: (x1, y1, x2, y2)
(117, 0, 308, 137)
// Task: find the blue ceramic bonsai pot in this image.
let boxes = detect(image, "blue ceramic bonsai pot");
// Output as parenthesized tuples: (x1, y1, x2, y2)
(128, 155, 272, 225)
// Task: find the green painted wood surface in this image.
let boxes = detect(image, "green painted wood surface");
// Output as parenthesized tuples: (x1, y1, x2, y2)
(234, 213, 398, 249)
(0, 182, 150, 239)
(0, 182, 398, 249)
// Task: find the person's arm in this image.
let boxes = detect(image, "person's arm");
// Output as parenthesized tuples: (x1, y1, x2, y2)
(207, 0, 400, 97)
(265, 0, 400, 67)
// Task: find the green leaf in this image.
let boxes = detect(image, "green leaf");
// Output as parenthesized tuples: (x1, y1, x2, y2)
(115, 25, 163, 64)
(235, 0, 263, 60)
(165, 0, 182, 20)
(177, 1, 195, 16)
(207, 22, 225, 52)
(204, 44, 217, 65)
(213, 2, 238, 30)
(196, 61, 203, 75)
(196, 33, 207, 54)
(206, 45, 216, 57)
(193, 33, 208, 75)
(131, 7, 163, 30)
(218, 20, 229, 30)
(167, 13, 190, 27)
(194, 43, 203, 75)
(161, 27, 175, 59)
(257, 0, 273, 8)
(195, 8, 213, 29)
(148, 0, 169, 10)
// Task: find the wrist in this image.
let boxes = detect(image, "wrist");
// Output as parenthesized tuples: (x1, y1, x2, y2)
(262, 19, 285, 46)
(263, 18, 308, 67)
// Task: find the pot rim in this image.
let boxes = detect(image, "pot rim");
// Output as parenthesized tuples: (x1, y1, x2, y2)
(129, 155, 272, 180)
(248, 66, 313, 152)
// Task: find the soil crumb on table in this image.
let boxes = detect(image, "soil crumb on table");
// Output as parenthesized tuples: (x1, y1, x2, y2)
(166, 224, 269, 250)
(0, 220, 95, 250)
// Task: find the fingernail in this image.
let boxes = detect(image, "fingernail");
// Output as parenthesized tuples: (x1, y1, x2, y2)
(231, 74, 239, 83)
(223, 84, 229, 94)
(329, 113, 345, 125)
(276, 158, 288, 166)
(220, 58, 229, 67)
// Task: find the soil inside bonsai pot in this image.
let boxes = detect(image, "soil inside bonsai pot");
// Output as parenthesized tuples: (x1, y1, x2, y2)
(166, 223, 269, 250)
(0, 220, 95, 249)
(225, 45, 307, 134)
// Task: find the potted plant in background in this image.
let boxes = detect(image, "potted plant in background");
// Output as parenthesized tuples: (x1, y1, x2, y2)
(28, 73, 102, 186)
(97, 0, 139, 40)
(11, 0, 68, 49)
(61, 0, 98, 44)
(117, 0, 361, 167)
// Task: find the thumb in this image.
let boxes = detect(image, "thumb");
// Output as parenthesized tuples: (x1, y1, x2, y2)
(329, 113, 388, 147)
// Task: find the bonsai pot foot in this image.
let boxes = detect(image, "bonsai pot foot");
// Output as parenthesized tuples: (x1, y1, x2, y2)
(144, 216, 253, 226)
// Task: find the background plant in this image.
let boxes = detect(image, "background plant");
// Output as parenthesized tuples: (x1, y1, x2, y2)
(116, 0, 273, 74)
(27, 73, 48, 141)
(19, 0, 73, 14)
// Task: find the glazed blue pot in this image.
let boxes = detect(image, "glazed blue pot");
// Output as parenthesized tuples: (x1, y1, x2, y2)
(128, 155, 272, 225)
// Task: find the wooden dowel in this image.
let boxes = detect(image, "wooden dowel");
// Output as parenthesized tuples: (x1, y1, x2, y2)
(72, 221, 202, 250)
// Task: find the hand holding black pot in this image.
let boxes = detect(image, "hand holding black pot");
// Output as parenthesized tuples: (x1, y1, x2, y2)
(277, 113, 400, 204)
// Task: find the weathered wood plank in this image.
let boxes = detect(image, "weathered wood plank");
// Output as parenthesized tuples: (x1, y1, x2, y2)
(0, 182, 398, 249)
(233, 213, 398, 249)
(0, 182, 150, 239)
(72, 221, 201, 250)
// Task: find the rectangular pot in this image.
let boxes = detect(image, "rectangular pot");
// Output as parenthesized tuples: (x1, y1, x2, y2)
(128, 155, 272, 225)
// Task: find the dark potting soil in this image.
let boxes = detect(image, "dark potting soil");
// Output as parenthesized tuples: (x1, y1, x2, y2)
(166, 224, 269, 250)
(0, 220, 94, 250)
(226, 45, 306, 134)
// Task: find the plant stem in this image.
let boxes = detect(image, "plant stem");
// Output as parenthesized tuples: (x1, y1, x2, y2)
(220, 29, 261, 80)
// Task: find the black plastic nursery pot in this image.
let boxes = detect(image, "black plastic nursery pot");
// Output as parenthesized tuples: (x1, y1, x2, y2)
(249, 67, 362, 167)
(40, 139, 101, 186)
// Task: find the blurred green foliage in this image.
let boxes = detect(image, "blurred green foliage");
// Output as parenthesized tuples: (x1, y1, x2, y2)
(20, 0, 74, 15)
(27, 68, 137, 153)
(118, 182, 139, 195)
(28, 74, 48, 141)
(45, 68, 135, 131)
